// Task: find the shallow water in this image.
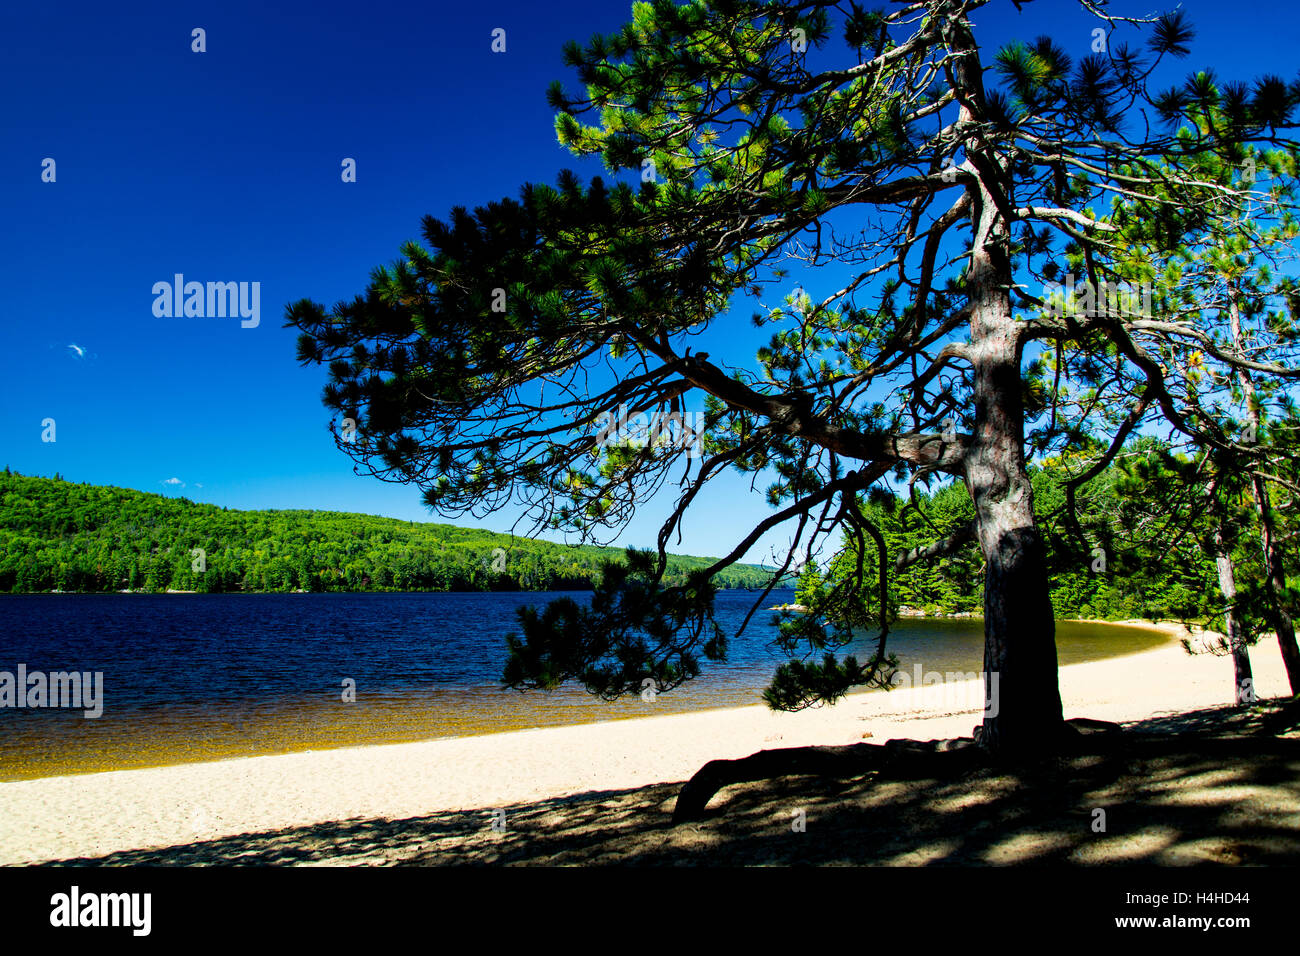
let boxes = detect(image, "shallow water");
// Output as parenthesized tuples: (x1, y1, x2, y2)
(0, 590, 1169, 779)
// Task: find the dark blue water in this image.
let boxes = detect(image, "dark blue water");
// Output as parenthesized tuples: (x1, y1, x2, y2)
(0, 590, 804, 707)
(0, 590, 1167, 779)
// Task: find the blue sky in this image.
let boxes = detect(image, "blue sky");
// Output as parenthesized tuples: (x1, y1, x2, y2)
(1, 0, 1294, 562)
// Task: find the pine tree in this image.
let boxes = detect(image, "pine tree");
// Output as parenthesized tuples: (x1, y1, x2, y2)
(288, 0, 1300, 753)
(1077, 95, 1300, 695)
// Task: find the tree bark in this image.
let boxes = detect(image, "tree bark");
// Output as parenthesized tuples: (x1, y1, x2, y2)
(1206, 473, 1254, 705)
(669, 721, 1122, 823)
(671, 743, 885, 824)
(1213, 528, 1255, 706)
(1252, 474, 1300, 695)
(946, 13, 1065, 755)
(670, 738, 982, 823)
(963, 194, 1064, 754)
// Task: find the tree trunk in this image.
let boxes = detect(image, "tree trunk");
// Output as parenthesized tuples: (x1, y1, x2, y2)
(1252, 474, 1300, 695)
(963, 185, 1063, 755)
(1211, 519, 1255, 706)
(1228, 287, 1300, 695)
(943, 13, 1063, 753)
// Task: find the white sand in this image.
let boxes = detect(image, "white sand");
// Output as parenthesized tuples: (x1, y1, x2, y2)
(0, 625, 1291, 865)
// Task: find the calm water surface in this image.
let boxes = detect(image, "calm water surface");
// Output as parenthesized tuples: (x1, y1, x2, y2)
(0, 590, 1169, 779)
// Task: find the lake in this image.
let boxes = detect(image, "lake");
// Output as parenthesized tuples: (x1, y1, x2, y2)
(0, 590, 1170, 779)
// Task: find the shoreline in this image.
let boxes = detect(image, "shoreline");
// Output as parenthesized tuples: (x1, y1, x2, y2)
(0, 618, 1172, 782)
(6, 584, 786, 596)
(2, 624, 1289, 866)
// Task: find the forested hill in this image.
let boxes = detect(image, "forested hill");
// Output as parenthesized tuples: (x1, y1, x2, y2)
(0, 471, 776, 594)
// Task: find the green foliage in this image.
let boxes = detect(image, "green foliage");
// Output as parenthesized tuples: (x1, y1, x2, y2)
(284, 0, 1300, 718)
(763, 652, 891, 712)
(0, 472, 773, 594)
(503, 548, 726, 698)
(815, 446, 1228, 624)
(811, 479, 982, 618)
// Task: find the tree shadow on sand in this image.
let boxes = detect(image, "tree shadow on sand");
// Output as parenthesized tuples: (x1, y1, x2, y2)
(40, 700, 1300, 867)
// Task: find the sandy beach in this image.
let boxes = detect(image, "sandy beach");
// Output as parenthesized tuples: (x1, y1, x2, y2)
(1, 623, 1293, 866)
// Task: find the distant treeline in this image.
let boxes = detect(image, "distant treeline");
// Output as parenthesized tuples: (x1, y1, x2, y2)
(809, 440, 1255, 623)
(0, 471, 776, 594)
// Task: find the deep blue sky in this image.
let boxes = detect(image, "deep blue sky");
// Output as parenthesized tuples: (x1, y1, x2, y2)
(2, 0, 1294, 561)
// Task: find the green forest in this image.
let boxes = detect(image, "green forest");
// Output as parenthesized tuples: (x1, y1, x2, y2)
(0, 470, 774, 593)
(797, 437, 1298, 628)
(4, 439, 1296, 630)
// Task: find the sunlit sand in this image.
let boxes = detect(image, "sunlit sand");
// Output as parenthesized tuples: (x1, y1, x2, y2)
(0, 626, 1291, 865)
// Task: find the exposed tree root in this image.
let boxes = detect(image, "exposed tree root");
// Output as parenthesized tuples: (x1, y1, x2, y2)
(670, 717, 1125, 824)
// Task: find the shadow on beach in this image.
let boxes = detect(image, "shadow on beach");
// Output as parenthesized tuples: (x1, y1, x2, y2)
(39, 702, 1300, 867)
